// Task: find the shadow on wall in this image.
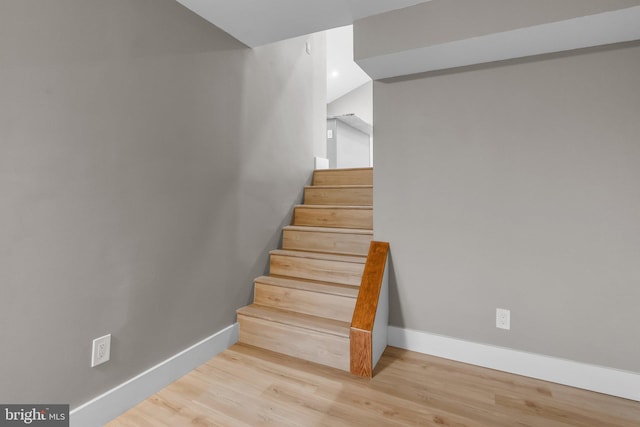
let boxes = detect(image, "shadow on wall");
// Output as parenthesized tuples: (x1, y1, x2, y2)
(378, 39, 640, 85)
(242, 184, 308, 307)
(386, 252, 404, 329)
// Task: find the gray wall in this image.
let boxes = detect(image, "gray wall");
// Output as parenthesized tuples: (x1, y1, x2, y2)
(374, 42, 640, 372)
(335, 122, 371, 169)
(326, 119, 371, 169)
(327, 119, 338, 169)
(0, 0, 325, 408)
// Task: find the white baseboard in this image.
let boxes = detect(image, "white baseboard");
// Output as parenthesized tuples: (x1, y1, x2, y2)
(70, 323, 239, 427)
(388, 326, 640, 402)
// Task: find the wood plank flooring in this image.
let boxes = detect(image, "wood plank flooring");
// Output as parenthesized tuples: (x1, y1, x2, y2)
(107, 344, 640, 426)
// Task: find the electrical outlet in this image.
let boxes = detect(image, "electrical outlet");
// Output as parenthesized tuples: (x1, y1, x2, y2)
(496, 308, 511, 330)
(91, 334, 111, 367)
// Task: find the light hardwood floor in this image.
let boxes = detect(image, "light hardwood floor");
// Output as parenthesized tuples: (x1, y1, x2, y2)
(107, 344, 640, 426)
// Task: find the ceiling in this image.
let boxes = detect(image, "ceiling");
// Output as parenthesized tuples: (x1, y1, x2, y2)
(175, 0, 430, 47)
(173, 1, 640, 101)
(175, 0, 427, 103)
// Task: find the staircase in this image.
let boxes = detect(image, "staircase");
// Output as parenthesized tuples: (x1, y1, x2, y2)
(236, 167, 373, 372)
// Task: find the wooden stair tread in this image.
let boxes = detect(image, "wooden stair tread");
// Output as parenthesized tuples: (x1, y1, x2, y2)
(283, 225, 373, 256)
(304, 185, 373, 206)
(237, 304, 350, 338)
(305, 185, 373, 189)
(315, 167, 373, 172)
(270, 249, 366, 264)
(270, 250, 366, 286)
(237, 167, 375, 370)
(293, 206, 373, 230)
(255, 275, 359, 298)
(313, 168, 373, 186)
(295, 204, 372, 210)
(283, 225, 373, 235)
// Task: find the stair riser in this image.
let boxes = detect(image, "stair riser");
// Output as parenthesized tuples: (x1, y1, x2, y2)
(294, 207, 373, 229)
(238, 315, 350, 371)
(270, 254, 364, 286)
(283, 229, 372, 256)
(304, 187, 372, 206)
(313, 169, 373, 186)
(254, 283, 356, 323)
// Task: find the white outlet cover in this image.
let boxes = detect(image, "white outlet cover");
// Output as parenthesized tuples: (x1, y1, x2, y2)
(496, 308, 511, 330)
(91, 334, 111, 367)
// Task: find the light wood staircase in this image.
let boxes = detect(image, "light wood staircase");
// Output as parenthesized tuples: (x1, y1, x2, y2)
(236, 167, 374, 372)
